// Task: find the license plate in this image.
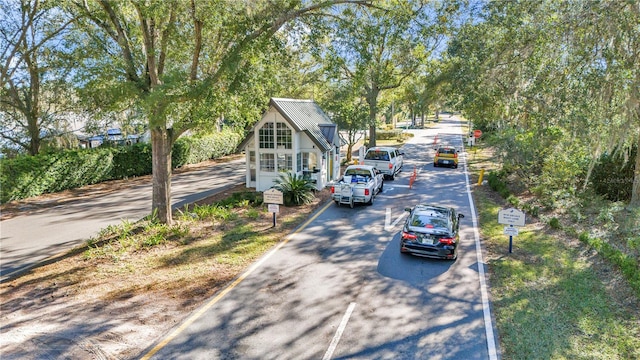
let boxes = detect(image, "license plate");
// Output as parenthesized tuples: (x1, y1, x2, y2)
(442, 160, 450, 164)
(419, 235, 437, 245)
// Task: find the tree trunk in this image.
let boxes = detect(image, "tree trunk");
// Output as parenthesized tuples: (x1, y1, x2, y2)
(630, 136, 640, 208)
(367, 88, 379, 148)
(151, 127, 173, 224)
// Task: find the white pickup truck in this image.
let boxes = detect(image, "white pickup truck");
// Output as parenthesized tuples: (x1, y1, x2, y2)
(363, 146, 404, 180)
(331, 165, 384, 208)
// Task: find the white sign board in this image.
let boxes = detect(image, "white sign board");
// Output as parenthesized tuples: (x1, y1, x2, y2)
(268, 204, 280, 213)
(498, 208, 526, 226)
(503, 226, 519, 236)
(263, 188, 284, 204)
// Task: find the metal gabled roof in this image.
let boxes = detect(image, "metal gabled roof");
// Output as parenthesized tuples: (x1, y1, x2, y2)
(236, 98, 336, 153)
(270, 98, 334, 152)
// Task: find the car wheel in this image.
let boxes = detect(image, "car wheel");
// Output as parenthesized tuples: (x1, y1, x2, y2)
(349, 197, 354, 209)
(368, 194, 374, 205)
(434, 162, 438, 167)
(454, 163, 458, 169)
(380, 181, 384, 192)
(390, 172, 395, 180)
(335, 200, 340, 207)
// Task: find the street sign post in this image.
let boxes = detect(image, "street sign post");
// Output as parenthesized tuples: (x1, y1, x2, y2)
(264, 188, 284, 226)
(498, 208, 525, 253)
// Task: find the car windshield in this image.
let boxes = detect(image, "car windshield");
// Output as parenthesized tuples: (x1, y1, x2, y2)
(439, 148, 456, 154)
(345, 169, 372, 177)
(409, 214, 449, 231)
(365, 150, 389, 161)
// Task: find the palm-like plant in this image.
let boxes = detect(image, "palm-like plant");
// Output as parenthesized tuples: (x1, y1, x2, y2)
(272, 172, 316, 206)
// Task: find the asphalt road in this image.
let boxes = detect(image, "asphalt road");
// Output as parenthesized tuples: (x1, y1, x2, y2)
(140, 117, 499, 360)
(0, 161, 245, 281)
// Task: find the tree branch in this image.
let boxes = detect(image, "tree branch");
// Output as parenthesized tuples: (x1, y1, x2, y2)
(189, 0, 202, 81)
(96, 0, 144, 88)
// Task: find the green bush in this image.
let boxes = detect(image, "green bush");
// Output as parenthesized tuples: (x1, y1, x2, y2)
(272, 172, 316, 206)
(487, 170, 510, 198)
(0, 130, 244, 203)
(216, 190, 262, 208)
(376, 129, 403, 141)
(172, 138, 191, 169)
(590, 146, 636, 202)
(111, 143, 153, 178)
(578, 231, 640, 296)
(0, 149, 114, 202)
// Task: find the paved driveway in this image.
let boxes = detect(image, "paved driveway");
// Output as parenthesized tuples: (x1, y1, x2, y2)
(141, 117, 499, 360)
(0, 159, 245, 281)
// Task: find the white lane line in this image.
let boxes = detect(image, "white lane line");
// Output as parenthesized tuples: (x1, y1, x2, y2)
(323, 302, 357, 360)
(384, 207, 407, 231)
(462, 142, 499, 360)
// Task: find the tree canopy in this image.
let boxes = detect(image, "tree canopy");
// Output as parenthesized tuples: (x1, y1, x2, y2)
(2, 0, 637, 211)
(447, 0, 640, 207)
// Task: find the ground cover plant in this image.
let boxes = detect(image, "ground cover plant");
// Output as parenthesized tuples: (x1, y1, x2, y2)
(468, 142, 640, 360)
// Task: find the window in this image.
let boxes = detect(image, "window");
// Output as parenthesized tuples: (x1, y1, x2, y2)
(276, 122, 292, 149)
(365, 150, 390, 161)
(259, 122, 274, 149)
(260, 153, 275, 172)
(277, 153, 293, 172)
(297, 152, 302, 172)
(301, 152, 318, 170)
(249, 151, 256, 181)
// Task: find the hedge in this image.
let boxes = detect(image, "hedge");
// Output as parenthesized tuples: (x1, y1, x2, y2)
(0, 129, 242, 203)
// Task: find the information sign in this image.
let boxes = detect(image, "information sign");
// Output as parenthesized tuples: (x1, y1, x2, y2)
(498, 208, 526, 226)
(263, 188, 284, 205)
(503, 226, 519, 236)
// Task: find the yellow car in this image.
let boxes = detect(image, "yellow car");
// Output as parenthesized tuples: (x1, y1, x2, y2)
(434, 146, 459, 168)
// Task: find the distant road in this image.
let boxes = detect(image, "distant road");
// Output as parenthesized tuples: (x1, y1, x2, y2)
(0, 159, 245, 281)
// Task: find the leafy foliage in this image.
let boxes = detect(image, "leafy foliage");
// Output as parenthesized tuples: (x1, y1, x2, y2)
(591, 146, 637, 202)
(272, 172, 316, 206)
(447, 0, 640, 207)
(0, 0, 77, 156)
(0, 131, 242, 203)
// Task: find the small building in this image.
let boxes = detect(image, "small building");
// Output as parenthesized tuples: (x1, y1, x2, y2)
(84, 128, 141, 148)
(237, 98, 341, 192)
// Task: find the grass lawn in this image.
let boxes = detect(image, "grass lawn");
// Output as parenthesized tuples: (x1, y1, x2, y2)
(469, 146, 640, 360)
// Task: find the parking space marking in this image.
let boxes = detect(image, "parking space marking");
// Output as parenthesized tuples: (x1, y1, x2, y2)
(323, 302, 357, 360)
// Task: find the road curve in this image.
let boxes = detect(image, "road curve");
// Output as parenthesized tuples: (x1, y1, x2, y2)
(0, 159, 245, 281)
